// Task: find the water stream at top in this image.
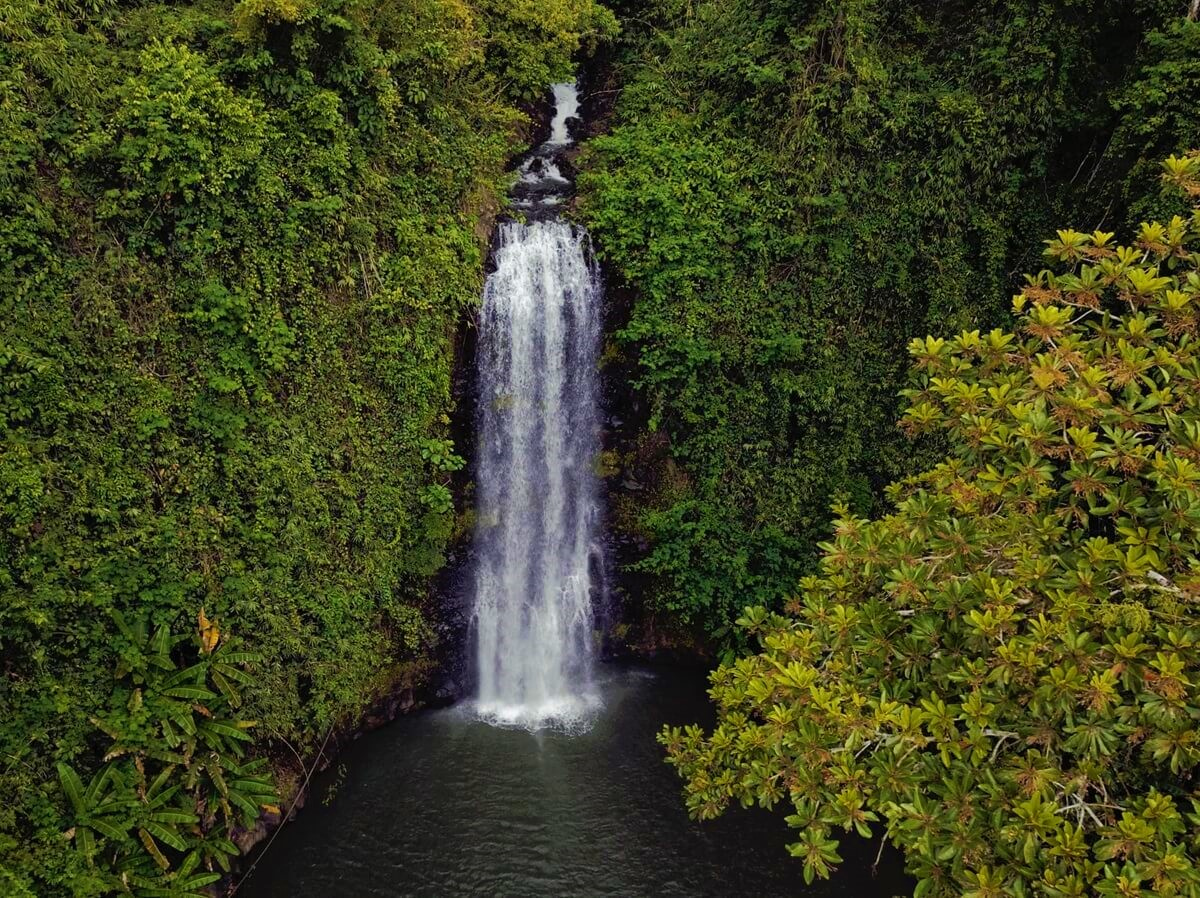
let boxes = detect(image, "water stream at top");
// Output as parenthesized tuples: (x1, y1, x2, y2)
(470, 81, 604, 731)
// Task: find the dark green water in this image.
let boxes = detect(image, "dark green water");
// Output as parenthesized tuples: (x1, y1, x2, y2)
(240, 665, 909, 897)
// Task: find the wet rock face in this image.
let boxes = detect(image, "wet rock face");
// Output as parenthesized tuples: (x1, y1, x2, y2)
(435, 678, 458, 703)
(361, 689, 419, 731)
(508, 145, 574, 220)
(429, 567, 473, 702)
(505, 82, 587, 223)
(233, 803, 287, 855)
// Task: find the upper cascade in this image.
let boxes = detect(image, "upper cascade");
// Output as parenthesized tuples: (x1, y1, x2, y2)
(509, 81, 581, 220)
(548, 81, 581, 145)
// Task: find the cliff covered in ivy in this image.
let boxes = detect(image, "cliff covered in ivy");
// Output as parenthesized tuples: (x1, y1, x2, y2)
(579, 0, 1200, 646)
(0, 0, 614, 893)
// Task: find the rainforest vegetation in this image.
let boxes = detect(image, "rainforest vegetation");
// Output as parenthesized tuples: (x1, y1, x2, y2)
(5, 0, 1200, 896)
(0, 0, 614, 893)
(579, 0, 1200, 643)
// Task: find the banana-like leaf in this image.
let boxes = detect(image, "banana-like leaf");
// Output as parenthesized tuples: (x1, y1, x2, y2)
(111, 609, 136, 641)
(164, 685, 217, 701)
(227, 789, 261, 821)
(147, 766, 175, 798)
(201, 720, 254, 742)
(142, 820, 187, 853)
(147, 809, 197, 826)
(130, 880, 213, 898)
(210, 669, 240, 707)
(92, 794, 134, 815)
(215, 651, 262, 665)
(177, 848, 201, 878)
(88, 817, 131, 842)
(148, 651, 175, 672)
(85, 763, 115, 805)
(125, 871, 166, 887)
(57, 762, 86, 815)
(213, 662, 255, 687)
(149, 625, 171, 658)
(138, 827, 170, 870)
(230, 778, 275, 796)
(180, 872, 222, 889)
(163, 663, 208, 689)
(117, 852, 160, 875)
(77, 825, 96, 859)
(144, 748, 187, 766)
(146, 784, 181, 809)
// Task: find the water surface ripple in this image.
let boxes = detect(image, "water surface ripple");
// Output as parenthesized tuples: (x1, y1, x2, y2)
(241, 666, 908, 897)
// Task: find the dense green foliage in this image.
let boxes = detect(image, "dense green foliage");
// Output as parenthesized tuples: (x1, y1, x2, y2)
(579, 0, 1200, 642)
(663, 156, 1200, 896)
(57, 611, 277, 897)
(0, 0, 613, 893)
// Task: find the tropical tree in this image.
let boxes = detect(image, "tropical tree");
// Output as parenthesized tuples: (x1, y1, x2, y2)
(661, 152, 1200, 897)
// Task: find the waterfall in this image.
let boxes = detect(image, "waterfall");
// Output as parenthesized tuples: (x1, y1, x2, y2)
(548, 82, 580, 145)
(470, 81, 604, 731)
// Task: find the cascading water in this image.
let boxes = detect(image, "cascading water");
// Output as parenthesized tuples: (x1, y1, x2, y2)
(470, 81, 604, 731)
